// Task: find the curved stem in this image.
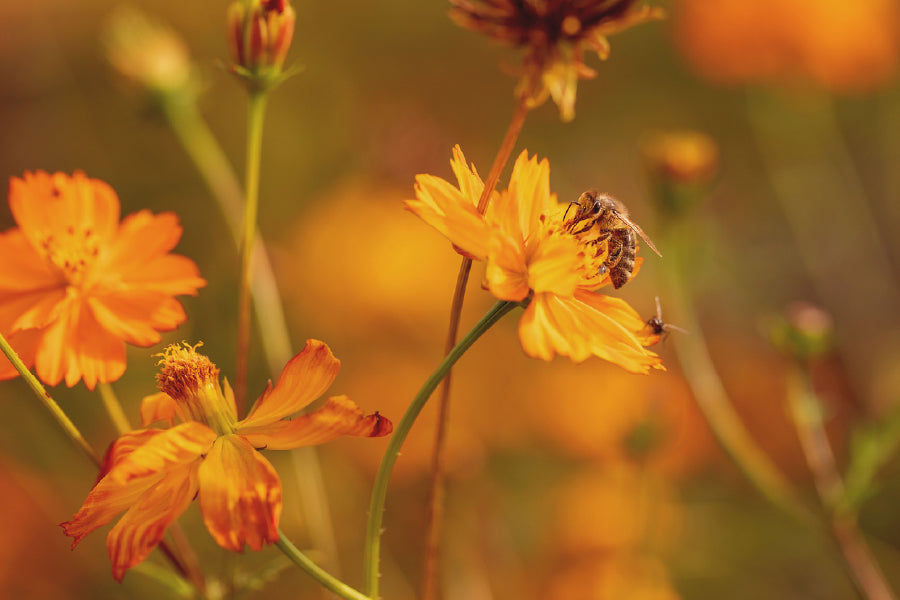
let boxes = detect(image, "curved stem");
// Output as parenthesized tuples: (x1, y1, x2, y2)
(235, 90, 269, 415)
(787, 366, 897, 600)
(276, 530, 371, 600)
(364, 299, 519, 598)
(422, 96, 530, 600)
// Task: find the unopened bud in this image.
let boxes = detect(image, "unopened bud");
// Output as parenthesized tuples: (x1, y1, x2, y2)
(642, 130, 718, 217)
(767, 301, 835, 361)
(227, 0, 296, 87)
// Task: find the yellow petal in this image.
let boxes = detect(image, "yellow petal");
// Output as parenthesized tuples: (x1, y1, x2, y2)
(518, 292, 663, 373)
(485, 232, 530, 302)
(238, 395, 393, 450)
(526, 232, 580, 297)
(106, 461, 199, 582)
(197, 434, 281, 552)
(241, 339, 340, 428)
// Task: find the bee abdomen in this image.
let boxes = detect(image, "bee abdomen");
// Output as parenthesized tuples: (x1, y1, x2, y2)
(607, 229, 636, 289)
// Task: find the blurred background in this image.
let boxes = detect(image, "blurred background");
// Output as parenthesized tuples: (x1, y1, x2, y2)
(2, 0, 900, 598)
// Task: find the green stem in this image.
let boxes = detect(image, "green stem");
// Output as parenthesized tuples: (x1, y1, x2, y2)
(0, 332, 101, 467)
(98, 382, 132, 435)
(363, 299, 518, 598)
(275, 530, 371, 600)
(161, 95, 292, 378)
(235, 90, 269, 415)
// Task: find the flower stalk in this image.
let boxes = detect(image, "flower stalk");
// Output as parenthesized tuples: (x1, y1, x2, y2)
(276, 531, 371, 600)
(422, 94, 530, 600)
(235, 89, 269, 414)
(364, 299, 519, 598)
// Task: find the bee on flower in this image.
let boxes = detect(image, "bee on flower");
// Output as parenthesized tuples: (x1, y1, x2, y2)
(450, 0, 664, 120)
(0, 171, 206, 389)
(61, 340, 392, 581)
(406, 146, 663, 373)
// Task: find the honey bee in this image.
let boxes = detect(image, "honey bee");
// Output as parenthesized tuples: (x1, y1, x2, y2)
(645, 296, 687, 342)
(564, 191, 661, 289)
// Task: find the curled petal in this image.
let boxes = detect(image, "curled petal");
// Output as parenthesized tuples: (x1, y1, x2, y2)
(98, 429, 161, 481)
(241, 339, 340, 428)
(108, 422, 216, 486)
(238, 395, 393, 450)
(518, 291, 663, 373)
(140, 392, 183, 428)
(197, 434, 281, 552)
(107, 461, 199, 582)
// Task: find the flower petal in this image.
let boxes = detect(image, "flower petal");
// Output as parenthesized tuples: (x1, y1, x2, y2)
(240, 339, 340, 428)
(0, 228, 62, 292)
(506, 150, 553, 242)
(61, 424, 212, 547)
(197, 434, 281, 552)
(0, 328, 40, 381)
(140, 392, 183, 428)
(484, 232, 530, 302)
(518, 292, 663, 373)
(238, 395, 393, 450)
(87, 291, 182, 347)
(106, 460, 199, 582)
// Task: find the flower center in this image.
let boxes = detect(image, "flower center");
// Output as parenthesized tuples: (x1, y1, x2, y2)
(156, 343, 238, 436)
(37, 226, 101, 286)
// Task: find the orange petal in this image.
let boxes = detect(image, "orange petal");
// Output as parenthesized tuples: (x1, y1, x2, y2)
(0, 228, 62, 292)
(506, 150, 553, 241)
(240, 339, 340, 428)
(484, 232, 530, 302)
(525, 232, 579, 297)
(9, 171, 120, 253)
(123, 254, 206, 296)
(61, 425, 212, 547)
(406, 172, 493, 260)
(34, 299, 126, 389)
(237, 395, 393, 450)
(518, 292, 663, 373)
(86, 292, 169, 347)
(106, 461, 199, 582)
(140, 392, 183, 428)
(197, 434, 281, 552)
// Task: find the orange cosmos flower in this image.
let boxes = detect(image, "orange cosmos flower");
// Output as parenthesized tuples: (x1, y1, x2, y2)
(450, 0, 664, 120)
(61, 340, 392, 581)
(0, 171, 205, 389)
(406, 146, 663, 373)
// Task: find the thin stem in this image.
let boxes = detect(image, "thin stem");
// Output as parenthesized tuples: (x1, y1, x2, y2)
(235, 90, 269, 415)
(421, 96, 530, 600)
(364, 300, 519, 599)
(98, 382, 132, 435)
(660, 224, 811, 522)
(787, 366, 897, 600)
(275, 530, 371, 600)
(161, 95, 293, 378)
(0, 332, 101, 467)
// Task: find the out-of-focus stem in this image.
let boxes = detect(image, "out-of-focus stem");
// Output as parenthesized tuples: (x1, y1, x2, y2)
(787, 366, 897, 600)
(161, 96, 292, 382)
(235, 90, 269, 414)
(98, 382, 132, 435)
(422, 96, 530, 600)
(661, 224, 809, 521)
(364, 300, 519, 600)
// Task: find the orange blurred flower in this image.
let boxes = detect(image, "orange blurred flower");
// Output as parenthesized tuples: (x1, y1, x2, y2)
(451, 0, 663, 120)
(406, 146, 663, 373)
(0, 171, 205, 389)
(673, 0, 900, 92)
(61, 340, 392, 581)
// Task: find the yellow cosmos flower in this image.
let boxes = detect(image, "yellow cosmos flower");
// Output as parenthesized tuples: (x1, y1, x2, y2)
(61, 340, 392, 581)
(406, 146, 663, 373)
(450, 0, 664, 120)
(0, 171, 206, 389)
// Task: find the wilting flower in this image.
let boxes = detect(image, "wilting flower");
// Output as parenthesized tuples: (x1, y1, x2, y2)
(62, 340, 392, 581)
(406, 146, 662, 373)
(0, 171, 205, 389)
(450, 0, 663, 121)
(673, 0, 900, 93)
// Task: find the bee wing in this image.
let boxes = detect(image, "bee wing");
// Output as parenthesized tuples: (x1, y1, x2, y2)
(614, 210, 662, 257)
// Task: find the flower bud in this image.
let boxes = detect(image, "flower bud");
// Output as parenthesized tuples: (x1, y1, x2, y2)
(642, 130, 718, 217)
(767, 302, 835, 361)
(227, 0, 296, 84)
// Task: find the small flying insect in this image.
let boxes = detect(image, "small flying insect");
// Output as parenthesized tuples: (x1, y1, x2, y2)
(563, 191, 661, 289)
(645, 296, 687, 343)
